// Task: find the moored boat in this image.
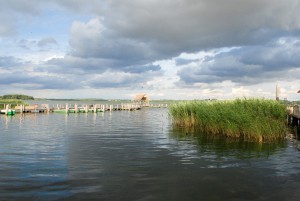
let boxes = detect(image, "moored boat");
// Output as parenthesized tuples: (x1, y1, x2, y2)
(53, 109, 68, 114)
(97, 108, 105, 112)
(0, 109, 16, 115)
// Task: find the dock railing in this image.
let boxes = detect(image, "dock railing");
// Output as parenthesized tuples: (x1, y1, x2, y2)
(1, 102, 168, 115)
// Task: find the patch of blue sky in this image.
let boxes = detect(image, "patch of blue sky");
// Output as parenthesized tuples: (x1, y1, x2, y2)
(17, 7, 92, 43)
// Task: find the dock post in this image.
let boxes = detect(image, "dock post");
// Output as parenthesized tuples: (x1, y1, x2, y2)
(109, 105, 112, 111)
(4, 104, 8, 115)
(85, 104, 88, 113)
(75, 104, 78, 113)
(66, 104, 69, 114)
(20, 105, 23, 114)
(46, 104, 50, 113)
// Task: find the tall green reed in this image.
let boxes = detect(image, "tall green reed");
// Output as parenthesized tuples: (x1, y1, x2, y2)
(169, 99, 287, 142)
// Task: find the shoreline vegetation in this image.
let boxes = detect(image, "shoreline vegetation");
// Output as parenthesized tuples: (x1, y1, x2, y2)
(0, 94, 294, 143)
(0, 99, 24, 109)
(0, 94, 33, 109)
(169, 99, 287, 143)
(0, 94, 34, 100)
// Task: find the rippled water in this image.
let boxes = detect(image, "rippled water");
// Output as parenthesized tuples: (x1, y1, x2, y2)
(1, 108, 300, 200)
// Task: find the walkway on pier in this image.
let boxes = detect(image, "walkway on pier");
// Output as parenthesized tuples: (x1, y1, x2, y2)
(1, 103, 168, 115)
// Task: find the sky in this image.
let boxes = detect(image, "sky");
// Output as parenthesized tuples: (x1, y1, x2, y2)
(0, 0, 300, 100)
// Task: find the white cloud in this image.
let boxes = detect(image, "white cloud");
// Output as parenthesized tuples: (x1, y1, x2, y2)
(1, 0, 300, 100)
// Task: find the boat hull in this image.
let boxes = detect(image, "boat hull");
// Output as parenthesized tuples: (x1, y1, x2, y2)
(0, 109, 16, 115)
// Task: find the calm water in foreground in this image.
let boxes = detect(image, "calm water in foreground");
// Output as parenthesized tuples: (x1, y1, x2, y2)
(1, 108, 300, 200)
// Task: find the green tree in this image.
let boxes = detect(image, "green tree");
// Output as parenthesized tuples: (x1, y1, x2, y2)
(1, 94, 34, 100)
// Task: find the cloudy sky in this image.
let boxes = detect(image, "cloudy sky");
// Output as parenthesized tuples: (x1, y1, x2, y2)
(1, 0, 300, 100)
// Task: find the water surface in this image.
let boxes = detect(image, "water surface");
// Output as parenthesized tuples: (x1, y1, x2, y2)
(1, 108, 300, 200)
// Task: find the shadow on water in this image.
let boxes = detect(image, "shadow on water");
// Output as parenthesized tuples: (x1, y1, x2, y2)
(170, 126, 287, 159)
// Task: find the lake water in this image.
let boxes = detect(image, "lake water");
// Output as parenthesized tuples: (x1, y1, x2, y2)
(1, 108, 300, 200)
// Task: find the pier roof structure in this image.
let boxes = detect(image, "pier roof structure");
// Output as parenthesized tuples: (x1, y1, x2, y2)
(133, 94, 149, 101)
(133, 94, 150, 107)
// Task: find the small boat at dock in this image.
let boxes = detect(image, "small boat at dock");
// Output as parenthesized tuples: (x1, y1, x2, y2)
(0, 109, 16, 115)
(53, 109, 68, 114)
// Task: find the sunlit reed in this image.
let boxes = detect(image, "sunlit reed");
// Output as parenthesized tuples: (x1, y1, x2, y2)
(169, 99, 287, 142)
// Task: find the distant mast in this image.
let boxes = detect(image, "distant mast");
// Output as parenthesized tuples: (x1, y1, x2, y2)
(276, 83, 280, 101)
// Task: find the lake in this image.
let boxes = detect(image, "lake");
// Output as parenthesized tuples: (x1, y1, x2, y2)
(1, 108, 300, 200)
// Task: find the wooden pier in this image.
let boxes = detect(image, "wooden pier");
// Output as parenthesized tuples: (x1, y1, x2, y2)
(287, 105, 300, 126)
(0, 103, 168, 115)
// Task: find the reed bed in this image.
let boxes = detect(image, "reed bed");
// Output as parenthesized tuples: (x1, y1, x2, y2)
(169, 99, 287, 142)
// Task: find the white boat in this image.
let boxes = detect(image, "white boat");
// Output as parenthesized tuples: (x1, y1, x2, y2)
(0, 109, 16, 115)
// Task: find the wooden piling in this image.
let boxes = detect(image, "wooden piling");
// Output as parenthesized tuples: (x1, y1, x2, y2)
(75, 104, 78, 113)
(5, 104, 9, 115)
(0, 100, 168, 116)
(66, 104, 69, 114)
(20, 105, 24, 114)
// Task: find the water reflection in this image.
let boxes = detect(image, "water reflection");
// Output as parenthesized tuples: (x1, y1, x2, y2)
(170, 127, 287, 160)
(1, 109, 300, 200)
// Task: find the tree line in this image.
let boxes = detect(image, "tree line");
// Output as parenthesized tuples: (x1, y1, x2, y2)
(0, 94, 34, 100)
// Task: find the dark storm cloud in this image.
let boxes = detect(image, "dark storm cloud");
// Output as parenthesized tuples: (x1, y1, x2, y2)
(0, 0, 42, 36)
(46, 55, 161, 74)
(0, 56, 23, 68)
(17, 39, 37, 49)
(178, 38, 300, 86)
(87, 71, 162, 89)
(1, 0, 300, 91)
(239, 42, 300, 70)
(103, 0, 300, 53)
(88, 75, 143, 88)
(2, 0, 300, 52)
(122, 65, 160, 73)
(69, 18, 159, 64)
(175, 58, 200, 66)
(38, 37, 57, 47)
(64, 0, 300, 76)
(46, 56, 112, 74)
(0, 71, 81, 90)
